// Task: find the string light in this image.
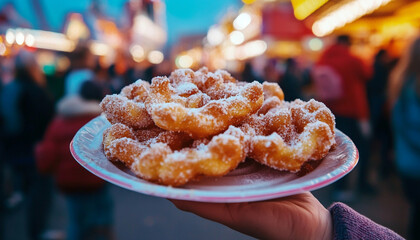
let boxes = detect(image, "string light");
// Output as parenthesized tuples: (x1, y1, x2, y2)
(312, 0, 392, 37)
(233, 12, 252, 30)
(15, 31, 25, 45)
(5, 30, 15, 44)
(25, 34, 35, 47)
(5, 28, 75, 52)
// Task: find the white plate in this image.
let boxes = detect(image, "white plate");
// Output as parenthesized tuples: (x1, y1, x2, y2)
(70, 115, 358, 203)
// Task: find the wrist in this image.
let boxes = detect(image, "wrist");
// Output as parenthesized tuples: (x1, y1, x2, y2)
(320, 208, 333, 240)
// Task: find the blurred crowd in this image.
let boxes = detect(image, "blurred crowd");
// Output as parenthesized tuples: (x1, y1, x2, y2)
(0, 34, 419, 239)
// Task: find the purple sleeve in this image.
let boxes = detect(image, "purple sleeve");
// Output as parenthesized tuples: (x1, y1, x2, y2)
(328, 202, 404, 240)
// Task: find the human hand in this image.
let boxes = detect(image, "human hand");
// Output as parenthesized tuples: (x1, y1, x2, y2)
(171, 192, 332, 240)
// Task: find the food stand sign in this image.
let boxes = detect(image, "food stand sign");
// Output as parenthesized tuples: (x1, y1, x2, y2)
(262, 4, 313, 41)
(291, 0, 329, 20)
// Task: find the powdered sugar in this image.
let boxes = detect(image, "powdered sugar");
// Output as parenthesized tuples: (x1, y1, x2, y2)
(101, 67, 337, 185)
(175, 82, 199, 95)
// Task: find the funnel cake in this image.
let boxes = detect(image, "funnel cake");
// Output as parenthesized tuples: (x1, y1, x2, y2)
(103, 123, 247, 186)
(100, 80, 154, 129)
(99, 68, 337, 186)
(257, 82, 285, 115)
(145, 68, 264, 138)
(243, 99, 336, 172)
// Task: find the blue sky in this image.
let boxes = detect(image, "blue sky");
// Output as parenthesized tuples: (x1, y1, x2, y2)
(165, 0, 240, 43)
(0, 0, 241, 44)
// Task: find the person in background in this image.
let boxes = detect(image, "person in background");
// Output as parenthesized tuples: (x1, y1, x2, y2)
(241, 61, 263, 83)
(368, 49, 394, 178)
(171, 191, 403, 239)
(278, 58, 303, 101)
(64, 44, 96, 97)
(314, 35, 373, 200)
(0, 57, 6, 240)
(0, 50, 55, 240)
(263, 58, 280, 83)
(143, 65, 156, 83)
(106, 64, 125, 94)
(389, 36, 420, 240)
(36, 80, 114, 240)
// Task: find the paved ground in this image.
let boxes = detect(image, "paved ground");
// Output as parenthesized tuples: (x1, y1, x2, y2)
(2, 163, 410, 240)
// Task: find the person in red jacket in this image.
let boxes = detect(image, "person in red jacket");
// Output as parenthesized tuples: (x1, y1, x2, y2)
(36, 80, 114, 240)
(313, 35, 373, 200)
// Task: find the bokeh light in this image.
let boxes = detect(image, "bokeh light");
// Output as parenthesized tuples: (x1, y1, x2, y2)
(175, 54, 194, 68)
(308, 38, 323, 51)
(312, 0, 392, 36)
(130, 44, 145, 62)
(15, 31, 25, 45)
(148, 50, 164, 64)
(5, 30, 15, 45)
(90, 42, 110, 56)
(229, 31, 245, 45)
(25, 34, 35, 47)
(233, 12, 252, 30)
(207, 26, 225, 46)
(236, 40, 267, 60)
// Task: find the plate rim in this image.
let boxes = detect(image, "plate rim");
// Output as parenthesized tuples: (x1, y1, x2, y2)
(70, 115, 358, 202)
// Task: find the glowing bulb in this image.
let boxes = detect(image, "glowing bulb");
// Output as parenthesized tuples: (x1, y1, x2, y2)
(15, 32, 25, 45)
(229, 31, 245, 45)
(25, 34, 35, 47)
(233, 12, 251, 30)
(312, 0, 392, 37)
(148, 50, 164, 64)
(5, 30, 15, 44)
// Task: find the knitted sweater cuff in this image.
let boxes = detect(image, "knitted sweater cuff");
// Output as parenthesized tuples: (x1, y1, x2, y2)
(328, 202, 404, 240)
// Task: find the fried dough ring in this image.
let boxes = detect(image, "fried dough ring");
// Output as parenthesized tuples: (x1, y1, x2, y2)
(100, 80, 154, 129)
(257, 82, 284, 115)
(103, 123, 247, 186)
(168, 68, 236, 91)
(290, 99, 335, 134)
(263, 82, 284, 101)
(244, 99, 336, 172)
(146, 71, 264, 138)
